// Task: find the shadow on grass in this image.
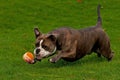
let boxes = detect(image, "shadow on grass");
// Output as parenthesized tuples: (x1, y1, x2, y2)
(34, 54, 107, 68)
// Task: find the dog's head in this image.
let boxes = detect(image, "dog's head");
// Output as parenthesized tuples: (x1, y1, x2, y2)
(33, 28, 57, 61)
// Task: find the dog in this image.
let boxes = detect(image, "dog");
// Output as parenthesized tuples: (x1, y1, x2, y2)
(32, 4, 113, 63)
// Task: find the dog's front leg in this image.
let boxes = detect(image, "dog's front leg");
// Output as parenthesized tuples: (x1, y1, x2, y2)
(49, 49, 77, 63)
(49, 51, 62, 63)
(49, 49, 76, 63)
(49, 40, 77, 63)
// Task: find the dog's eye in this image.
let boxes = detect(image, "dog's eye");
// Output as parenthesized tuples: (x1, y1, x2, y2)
(42, 45, 49, 50)
(35, 43, 39, 47)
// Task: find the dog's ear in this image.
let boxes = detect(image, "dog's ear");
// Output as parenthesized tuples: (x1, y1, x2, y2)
(34, 28, 42, 38)
(46, 34, 58, 43)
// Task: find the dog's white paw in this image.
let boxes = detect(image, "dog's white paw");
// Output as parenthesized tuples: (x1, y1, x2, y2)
(49, 58, 56, 63)
(49, 58, 53, 62)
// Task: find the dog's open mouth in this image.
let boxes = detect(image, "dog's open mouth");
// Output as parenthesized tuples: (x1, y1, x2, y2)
(35, 58, 41, 61)
(31, 58, 41, 64)
(35, 55, 42, 61)
(34, 53, 54, 62)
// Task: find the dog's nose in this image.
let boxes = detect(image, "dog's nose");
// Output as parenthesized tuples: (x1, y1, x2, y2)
(36, 49, 40, 54)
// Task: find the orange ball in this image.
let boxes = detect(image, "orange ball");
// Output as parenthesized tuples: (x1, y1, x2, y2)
(23, 52, 34, 64)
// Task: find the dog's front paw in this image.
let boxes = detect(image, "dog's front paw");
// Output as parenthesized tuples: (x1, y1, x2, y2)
(49, 58, 56, 63)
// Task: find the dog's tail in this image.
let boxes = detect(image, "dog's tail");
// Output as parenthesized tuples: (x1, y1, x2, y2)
(96, 4, 102, 27)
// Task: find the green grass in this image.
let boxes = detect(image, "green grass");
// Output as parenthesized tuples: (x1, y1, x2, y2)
(0, 0, 120, 80)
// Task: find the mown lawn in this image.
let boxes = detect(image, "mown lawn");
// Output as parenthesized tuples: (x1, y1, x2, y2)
(0, 0, 120, 80)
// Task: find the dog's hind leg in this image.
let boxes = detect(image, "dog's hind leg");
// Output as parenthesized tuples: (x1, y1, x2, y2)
(99, 41, 114, 61)
(94, 49, 101, 57)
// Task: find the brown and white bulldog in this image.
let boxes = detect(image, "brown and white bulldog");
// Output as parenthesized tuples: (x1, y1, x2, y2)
(32, 5, 114, 63)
